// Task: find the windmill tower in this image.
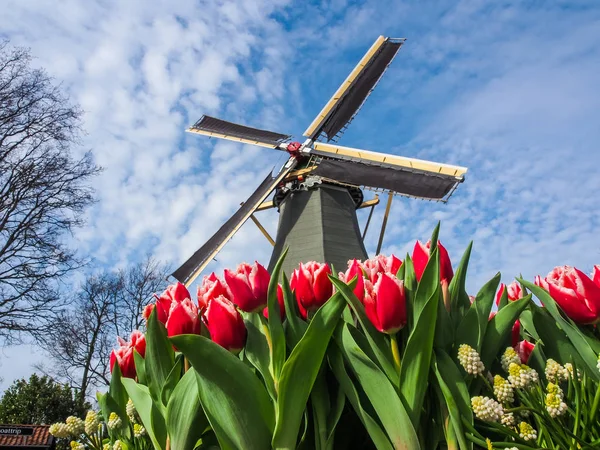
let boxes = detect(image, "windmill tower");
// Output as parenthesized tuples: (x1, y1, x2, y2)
(172, 36, 467, 286)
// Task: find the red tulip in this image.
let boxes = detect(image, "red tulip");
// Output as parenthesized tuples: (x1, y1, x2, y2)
(512, 320, 521, 348)
(339, 259, 365, 302)
(291, 262, 333, 313)
(142, 303, 154, 321)
(204, 295, 247, 353)
(412, 240, 453, 283)
(110, 330, 146, 378)
(363, 272, 407, 334)
(197, 272, 231, 311)
(514, 340, 534, 364)
(542, 266, 600, 324)
(495, 281, 524, 306)
(155, 282, 192, 324)
(224, 262, 270, 312)
(166, 297, 201, 337)
(592, 265, 600, 288)
(534, 275, 549, 291)
(263, 284, 285, 321)
(362, 254, 402, 282)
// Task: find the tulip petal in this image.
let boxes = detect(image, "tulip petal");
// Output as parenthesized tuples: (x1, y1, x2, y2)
(412, 240, 430, 282)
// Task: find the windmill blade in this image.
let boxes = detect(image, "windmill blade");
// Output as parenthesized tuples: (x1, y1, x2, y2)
(188, 115, 291, 149)
(310, 142, 467, 201)
(304, 36, 405, 142)
(172, 159, 297, 286)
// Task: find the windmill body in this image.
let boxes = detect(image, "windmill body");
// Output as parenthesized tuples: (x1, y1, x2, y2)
(173, 36, 468, 286)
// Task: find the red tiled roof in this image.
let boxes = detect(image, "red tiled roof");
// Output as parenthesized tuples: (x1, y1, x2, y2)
(0, 425, 54, 448)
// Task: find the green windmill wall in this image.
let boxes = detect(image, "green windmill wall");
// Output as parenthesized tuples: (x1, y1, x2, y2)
(267, 184, 369, 276)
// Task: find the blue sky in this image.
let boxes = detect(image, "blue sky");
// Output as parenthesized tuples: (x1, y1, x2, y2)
(1, 0, 600, 390)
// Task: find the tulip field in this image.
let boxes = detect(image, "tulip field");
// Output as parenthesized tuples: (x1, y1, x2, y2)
(50, 225, 600, 450)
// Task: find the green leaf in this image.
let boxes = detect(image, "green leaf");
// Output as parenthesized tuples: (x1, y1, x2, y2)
(413, 247, 439, 320)
(520, 279, 600, 381)
(403, 256, 417, 331)
(473, 273, 501, 351)
(531, 302, 588, 373)
(133, 350, 147, 386)
(109, 363, 129, 421)
(311, 367, 330, 450)
(400, 283, 439, 428)
(166, 368, 209, 450)
(432, 354, 471, 450)
(272, 292, 346, 449)
(454, 303, 480, 351)
(339, 323, 420, 450)
(328, 343, 393, 450)
(268, 247, 287, 383)
(171, 334, 274, 450)
(429, 221, 440, 250)
(242, 312, 276, 399)
(434, 350, 472, 421)
(281, 272, 306, 348)
(122, 378, 167, 450)
(329, 276, 397, 385)
(146, 308, 175, 402)
(480, 296, 530, 370)
(160, 354, 183, 407)
(325, 379, 346, 447)
(518, 308, 539, 340)
(448, 242, 473, 313)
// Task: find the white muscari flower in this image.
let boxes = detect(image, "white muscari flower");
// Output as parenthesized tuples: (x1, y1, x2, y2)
(493, 375, 514, 404)
(133, 423, 146, 438)
(545, 359, 568, 383)
(69, 441, 85, 450)
(49, 423, 70, 439)
(545, 382, 567, 418)
(501, 347, 521, 372)
(597, 354, 600, 373)
(518, 421, 537, 441)
(113, 440, 123, 450)
(103, 444, 111, 450)
(471, 396, 503, 422)
(84, 410, 100, 435)
(65, 416, 84, 436)
(458, 344, 485, 375)
(508, 363, 537, 389)
(501, 412, 515, 427)
(107, 412, 122, 430)
(126, 399, 138, 423)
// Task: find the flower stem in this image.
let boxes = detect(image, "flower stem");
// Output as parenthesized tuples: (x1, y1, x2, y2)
(390, 334, 401, 375)
(184, 357, 190, 373)
(589, 380, 600, 424)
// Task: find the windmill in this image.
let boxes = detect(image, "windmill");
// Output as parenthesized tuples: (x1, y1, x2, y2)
(172, 36, 467, 286)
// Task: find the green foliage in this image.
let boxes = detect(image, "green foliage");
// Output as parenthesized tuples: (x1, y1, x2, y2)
(0, 373, 88, 424)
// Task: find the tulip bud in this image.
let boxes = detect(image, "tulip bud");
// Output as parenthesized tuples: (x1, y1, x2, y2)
(166, 297, 201, 337)
(224, 261, 270, 312)
(291, 262, 333, 313)
(543, 266, 600, 324)
(263, 284, 285, 321)
(514, 340, 534, 364)
(362, 254, 402, 282)
(153, 282, 192, 324)
(511, 320, 521, 348)
(363, 272, 406, 334)
(412, 240, 453, 283)
(339, 259, 365, 303)
(197, 272, 232, 311)
(593, 265, 600, 289)
(495, 281, 524, 306)
(204, 295, 247, 353)
(110, 330, 146, 378)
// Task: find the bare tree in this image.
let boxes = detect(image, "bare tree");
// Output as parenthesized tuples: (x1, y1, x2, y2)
(0, 41, 100, 343)
(37, 258, 169, 400)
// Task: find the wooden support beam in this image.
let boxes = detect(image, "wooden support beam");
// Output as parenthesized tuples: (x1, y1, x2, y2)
(375, 193, 393, 255)
(241, 202, 275, 246)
